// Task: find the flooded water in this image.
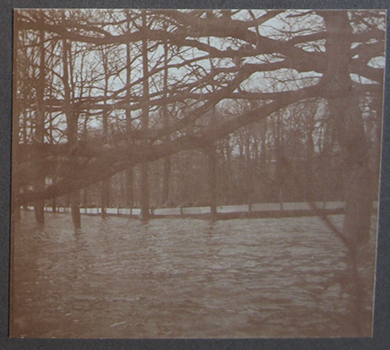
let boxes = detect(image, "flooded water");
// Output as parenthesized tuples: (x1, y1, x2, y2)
(10, 211, 376, 338)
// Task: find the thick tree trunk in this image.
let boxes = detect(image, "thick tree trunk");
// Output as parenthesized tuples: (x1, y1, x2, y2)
(324, 12, 374, 336)
(324, 12, 372, 247)
(344, 164, 372, 245)
(62, 35, 80, 230)
(328, 98, 372, 247)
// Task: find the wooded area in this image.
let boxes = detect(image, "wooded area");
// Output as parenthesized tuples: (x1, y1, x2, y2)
(13, 9, 384, 230)
(11, 9, 385, 337)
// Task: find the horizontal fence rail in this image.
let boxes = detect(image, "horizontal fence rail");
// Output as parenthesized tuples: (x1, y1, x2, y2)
(24, 201, 379, 218)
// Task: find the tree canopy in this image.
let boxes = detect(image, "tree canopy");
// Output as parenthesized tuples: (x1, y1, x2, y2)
(12, 9, 385, 208)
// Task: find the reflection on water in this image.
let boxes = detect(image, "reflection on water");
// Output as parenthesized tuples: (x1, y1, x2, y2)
(10, 211, 376, 338)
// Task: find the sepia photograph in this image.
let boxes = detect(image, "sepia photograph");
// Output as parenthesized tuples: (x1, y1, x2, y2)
(9, 9, 385, 338)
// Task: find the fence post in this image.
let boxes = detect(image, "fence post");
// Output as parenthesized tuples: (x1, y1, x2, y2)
(279, 188, 283, 211)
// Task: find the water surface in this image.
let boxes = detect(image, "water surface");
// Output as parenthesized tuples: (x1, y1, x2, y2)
(10, 211, 376, 338)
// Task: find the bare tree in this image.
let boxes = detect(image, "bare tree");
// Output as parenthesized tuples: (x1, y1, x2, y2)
(13, 9, 384, 235)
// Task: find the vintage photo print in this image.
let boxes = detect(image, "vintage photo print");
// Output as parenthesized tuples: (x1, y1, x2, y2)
(10, 9, 386, 338)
